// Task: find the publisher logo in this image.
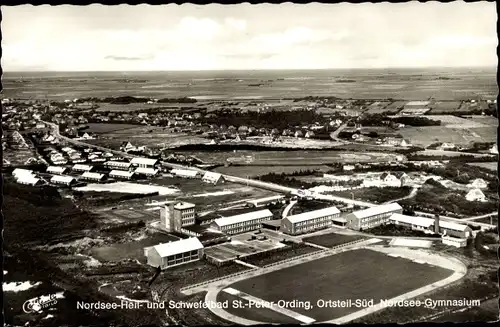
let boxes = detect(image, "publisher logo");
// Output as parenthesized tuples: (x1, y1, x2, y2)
(23, 294, 59, 314)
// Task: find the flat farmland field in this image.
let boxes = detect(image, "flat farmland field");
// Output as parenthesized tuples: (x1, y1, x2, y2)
(399, 126, 495, 147)
(82, 123, 142, 134)
(428, 115, 488, 128)
(95, 102, 193, 112)
(214, 165, 332, 177)
(364, 101, 391, 114)
(302, 233, 365, 248)
(463, 116, 498, 126)
(428, 101, 462, 113)
(227, 249, 453, 322)
(467, 162, 497, 172)
(382, 101, 406, 114)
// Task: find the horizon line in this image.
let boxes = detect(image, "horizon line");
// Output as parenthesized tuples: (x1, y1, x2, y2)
(2, 65, 497, 74)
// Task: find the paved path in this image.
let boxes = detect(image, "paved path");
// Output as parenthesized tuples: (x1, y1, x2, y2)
(233, 260, 260, 270)
(303, 242, 330, 250)
(223, 288, 316, 324)
(461, 212, 498, 221)
(325, 246, 467, 324)
(383, 186, 419, 204)
(415, 211, 496, 229)
(282, 200, 298, 218)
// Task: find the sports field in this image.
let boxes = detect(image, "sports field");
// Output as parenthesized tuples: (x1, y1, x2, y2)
(223, 249, 453, 322)
(400, 126, 496, 147)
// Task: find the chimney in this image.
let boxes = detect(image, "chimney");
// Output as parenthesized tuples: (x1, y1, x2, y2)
(434, 214, 440, 234)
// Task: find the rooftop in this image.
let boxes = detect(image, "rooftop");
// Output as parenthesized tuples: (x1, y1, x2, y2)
(50, 175, 76, 183)
(151, 237, 204, 257)
(134, 167, 159, 174)
(106, 160, 131, 167)
(72, 164, 93, 170)
(405, 101, 430, 106)
(351, 202, 403, 219)
(174, 202, 196, 210)
(131, 157, 159, 166)
(12, 168, 34, 176)
(109, 170, 135, 177)
(214, 209, 274, 227)
(286, 206, 340, 223)
(171, 169, 199, 177)
(81, 172, 105, 179)
(202, 171, 222, 179)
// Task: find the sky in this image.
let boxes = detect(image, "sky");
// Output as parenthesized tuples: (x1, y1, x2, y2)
(1, 2, 497, 71)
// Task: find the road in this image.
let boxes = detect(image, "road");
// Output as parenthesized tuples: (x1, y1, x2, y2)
(43, 120, 497, 230)
(383, 186, 419, 204)
(415, 211, 496, 230)
(461, 212, 498, 221)
(330, 123, 349, 143)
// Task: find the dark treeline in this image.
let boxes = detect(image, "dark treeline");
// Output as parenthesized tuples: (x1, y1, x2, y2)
(195, 109, 327, 130)
(257, 172, 363, 189)
(286, 96, 342, 102)
(391, 116, 441, 126)
(406, 154, 497, 163)
(171, 143, 344, 152)
(358, 113, 441, 127)
(72, 96, 197, 105)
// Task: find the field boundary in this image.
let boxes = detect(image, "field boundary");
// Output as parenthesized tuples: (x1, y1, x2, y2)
(325, 246, 468, 324)
(180, 238, 374, 295)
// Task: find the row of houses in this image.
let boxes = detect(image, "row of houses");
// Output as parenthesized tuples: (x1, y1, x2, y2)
(12, 168, 45, 186)
(345, 203, 472, 241)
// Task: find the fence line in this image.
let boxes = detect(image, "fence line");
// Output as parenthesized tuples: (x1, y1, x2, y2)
(180, 238, 368, 292)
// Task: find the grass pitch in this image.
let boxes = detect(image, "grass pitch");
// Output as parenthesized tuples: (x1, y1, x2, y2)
(226, 249, 453, 322)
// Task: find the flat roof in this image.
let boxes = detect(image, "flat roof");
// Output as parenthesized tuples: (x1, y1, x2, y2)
(106, 160, 131, 167)
(134, 167, 159, 174)
(202, 171, 222, 179)
(109, 170, 135, 177)
(171, 169, 199, 177)
(50, 175, 76, 183)
(16, 175, 41, 184)
(72, 164, 93, 170)
(439, 220, 470, 232)
(389, 214, 469, 232)
(332, 217, 347, 223)
(214, 209, 273, 227)
(131, 157, 159, 166)
(81, 172, 105, 179)
(174, 202, 195, 210)
(390, 213, 433, 228)
(151, 237, 204, 258)
(182, 224, 208, 234)
(47, 166, 66, 172)
(405, 101, 430, 106)
(351, 203, 402, 219)
(286, 206, 340, 223)
(12, 168, 33, 176)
